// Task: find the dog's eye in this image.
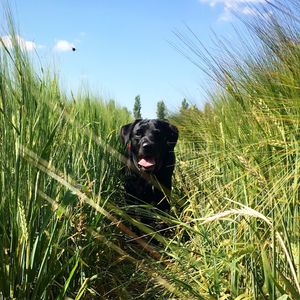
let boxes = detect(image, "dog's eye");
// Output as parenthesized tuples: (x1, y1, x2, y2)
(135, 129, 143, 137)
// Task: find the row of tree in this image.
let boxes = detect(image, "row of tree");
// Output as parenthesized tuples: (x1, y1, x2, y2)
(133, 95, 192, 119)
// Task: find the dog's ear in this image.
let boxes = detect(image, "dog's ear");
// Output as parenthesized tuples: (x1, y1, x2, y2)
(120, 119, 141, 146)
(166, 122, 179, 149)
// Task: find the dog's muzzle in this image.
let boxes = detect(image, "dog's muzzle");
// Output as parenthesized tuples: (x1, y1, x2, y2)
(136, 142, 157, 172)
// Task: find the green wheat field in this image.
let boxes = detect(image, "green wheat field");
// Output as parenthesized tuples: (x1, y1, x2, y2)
(0, 2, 299, 299)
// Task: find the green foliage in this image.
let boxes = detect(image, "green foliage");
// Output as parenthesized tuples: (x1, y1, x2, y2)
(180, 98, 189, 113)
(1, 1, 300, 299)
(168, 1, 300, 298)
(156, 100, 167, 119)
(133, 94, 142, 119)
(0, 17, 143, 298)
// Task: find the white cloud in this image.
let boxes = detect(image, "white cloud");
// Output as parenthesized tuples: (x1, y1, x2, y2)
(242, 6, 257, 15)
(1, 35, 36, 51)
(198, 0, 270, 21)
(54, 40, 75, 52)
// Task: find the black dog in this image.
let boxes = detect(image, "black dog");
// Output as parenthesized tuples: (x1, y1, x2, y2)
(120, 119, 178, 220)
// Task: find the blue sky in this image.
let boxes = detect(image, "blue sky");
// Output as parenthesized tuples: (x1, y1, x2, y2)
(2, 0, 269, 118)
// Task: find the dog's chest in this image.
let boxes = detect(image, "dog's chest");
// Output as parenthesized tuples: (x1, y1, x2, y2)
(125, 173, 161, 202)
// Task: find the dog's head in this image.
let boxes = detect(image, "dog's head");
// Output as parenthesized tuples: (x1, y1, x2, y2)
(120, 119, 178, 173)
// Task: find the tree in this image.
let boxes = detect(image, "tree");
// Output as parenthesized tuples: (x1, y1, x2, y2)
(180, 98, 189, 113)
(133, 95, 142, 119)
(156, 100, 167, 119)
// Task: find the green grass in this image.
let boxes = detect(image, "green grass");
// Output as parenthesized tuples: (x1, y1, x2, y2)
(0, 12, 141, 299)
(170, 2, 300, 298)
(0, 1, 300, 299)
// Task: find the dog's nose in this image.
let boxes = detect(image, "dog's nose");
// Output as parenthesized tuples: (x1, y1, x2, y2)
(142, 142, 153, 151)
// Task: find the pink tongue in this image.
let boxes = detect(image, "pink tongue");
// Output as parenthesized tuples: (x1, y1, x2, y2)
(138, 158, 155, 168)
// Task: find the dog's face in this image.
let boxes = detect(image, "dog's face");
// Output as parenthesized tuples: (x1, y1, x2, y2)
(120, 119, 178, 173)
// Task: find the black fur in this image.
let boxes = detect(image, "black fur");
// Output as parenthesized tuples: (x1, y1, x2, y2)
(120, 119, 178, 215)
